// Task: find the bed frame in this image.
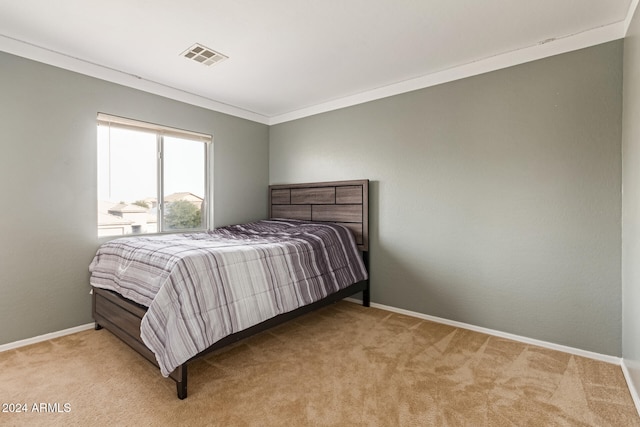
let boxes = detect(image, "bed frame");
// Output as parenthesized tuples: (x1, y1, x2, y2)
(92, 179, 370, 399)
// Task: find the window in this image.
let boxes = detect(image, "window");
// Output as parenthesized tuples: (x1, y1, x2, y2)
(97, 114, 211, 237)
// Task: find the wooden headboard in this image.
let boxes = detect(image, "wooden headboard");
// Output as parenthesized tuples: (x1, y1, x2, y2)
(269, 179, 369, 251)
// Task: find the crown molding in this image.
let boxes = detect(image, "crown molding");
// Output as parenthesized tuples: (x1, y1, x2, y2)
(269, 21, 626, 125)
(625, 0, 640, 35)
(1, 20, 627, 127)
(0, 34, 270, 125)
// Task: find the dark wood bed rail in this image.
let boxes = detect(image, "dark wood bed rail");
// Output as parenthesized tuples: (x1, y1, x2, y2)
(92, 179, 370, 399)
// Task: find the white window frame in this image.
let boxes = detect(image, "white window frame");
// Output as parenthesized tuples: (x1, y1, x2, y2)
(97, 113, 212, 235)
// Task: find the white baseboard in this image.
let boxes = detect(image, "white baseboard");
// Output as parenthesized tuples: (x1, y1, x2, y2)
(621, 359, 640, 417)
(345, 297, 621, 365)
(370, 293, 637, 416)
(0, 323, 95, 353)
(2, 302, 623, 367)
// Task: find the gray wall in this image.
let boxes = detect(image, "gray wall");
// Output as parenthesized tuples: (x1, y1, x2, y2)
(623, 5, 640, 398)
(0, 51, 269, 345)
(0, 40, 626, 358)
(270, 41, 623, 356)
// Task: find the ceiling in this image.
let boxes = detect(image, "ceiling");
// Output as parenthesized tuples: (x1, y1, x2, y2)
(0, 1, 636, 124)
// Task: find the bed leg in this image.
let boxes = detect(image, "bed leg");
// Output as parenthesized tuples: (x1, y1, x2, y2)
(94, 322, 103, 330)
(362, 251, 370, 307)
(176, 364, 188, 400)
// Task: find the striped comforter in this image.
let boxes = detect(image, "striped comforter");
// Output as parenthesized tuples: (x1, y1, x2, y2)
(89, 219, 368, 376)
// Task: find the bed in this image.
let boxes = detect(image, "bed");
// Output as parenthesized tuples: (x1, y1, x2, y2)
(89, 179, 370, 399)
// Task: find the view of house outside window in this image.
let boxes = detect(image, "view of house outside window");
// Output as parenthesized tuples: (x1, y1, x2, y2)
(97, 116, 209, 237)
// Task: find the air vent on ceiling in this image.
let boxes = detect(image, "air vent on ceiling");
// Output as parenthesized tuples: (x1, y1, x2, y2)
(181, 43, 228, 67)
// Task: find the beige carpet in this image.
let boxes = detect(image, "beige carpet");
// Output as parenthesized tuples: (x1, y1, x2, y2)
(0, 301, 638, 426)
